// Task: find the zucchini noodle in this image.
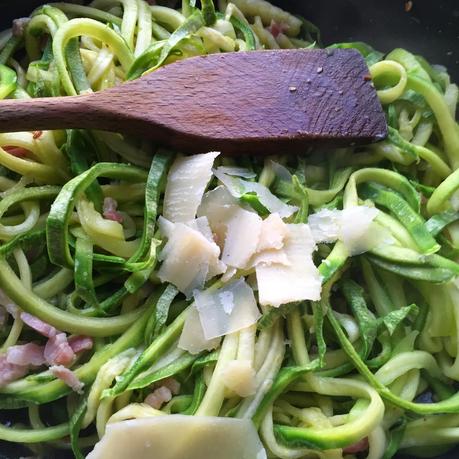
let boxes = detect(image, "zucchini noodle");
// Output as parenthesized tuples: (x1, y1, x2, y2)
(0, 1, 457, 459)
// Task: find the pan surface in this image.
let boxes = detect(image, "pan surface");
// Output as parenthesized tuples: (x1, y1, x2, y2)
(0, 1, 457, 458)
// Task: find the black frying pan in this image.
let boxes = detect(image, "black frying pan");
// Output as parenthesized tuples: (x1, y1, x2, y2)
(0, 1, 458, 458)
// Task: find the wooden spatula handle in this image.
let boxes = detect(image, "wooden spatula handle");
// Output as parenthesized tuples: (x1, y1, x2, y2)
(0, 96, 97, 133)
(0, 92, 175, 142)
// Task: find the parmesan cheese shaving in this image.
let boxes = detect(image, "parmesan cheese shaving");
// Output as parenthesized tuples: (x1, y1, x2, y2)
(157, 216, 175, 239)
(308, 208, 340, 243)
(257, 213, 287, 251)
(222, 207, 262, 269)
(190, 216, 215, 243)
(158, 223, 224, 297)
(221, 267, 238, 284)
(269, 160, 292, 181)
(194, 278, 261, 340)
(250, 249, 290, 267)
(197, 185, 238, 248)
(340, 207, 381, 255)
(256, 224, 322, 307)
(222, 360, 257, 397)
(308, 206, 381, 255)
(214, 169, 297, 218)
(216, 166, 256, 179)
(178, 305, 221, 355)
(163, 152, 220, 223)
(87, 415, 267, 459)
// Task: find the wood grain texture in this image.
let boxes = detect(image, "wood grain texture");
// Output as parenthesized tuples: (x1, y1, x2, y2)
(0, 49, 387, 154)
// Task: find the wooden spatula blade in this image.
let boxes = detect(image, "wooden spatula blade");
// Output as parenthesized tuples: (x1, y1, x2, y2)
(0, 49, 386, 154)
(92, 48, 387, 153)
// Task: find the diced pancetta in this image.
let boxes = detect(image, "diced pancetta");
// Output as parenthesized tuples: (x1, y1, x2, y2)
(44, 333, 75, 366)
(50, 365, 84, 394)
(6, 343, 45, 367)
(20, 312, 59, 338)
(103, 197, 124, 223)
(144, 386, 172, 409)
(0, 354, 29, 387)
(68, 335, 94, 353)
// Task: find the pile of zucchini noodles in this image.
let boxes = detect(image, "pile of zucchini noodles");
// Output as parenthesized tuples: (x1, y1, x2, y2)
(0, 0, 458, 458)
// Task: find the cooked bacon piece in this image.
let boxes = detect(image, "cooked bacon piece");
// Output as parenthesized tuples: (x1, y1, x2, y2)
(44, 333, 75, 366)
(21, 312, 59, 338)
(50, 365, 84, 394)
(144, 386, 172, 409)
(343, 437, 369, 454)
(6, 343, 45, 367)
(268, 20, 289, 38)
(160, 377, 181, 395)
(103, 197, 124, 223)
(12, 17, 30, 38)
(32, 131, 43, 140)
(68, 335, 93, 353)
(2, 146, 29, 158)
(0, 354, 29, 386)
(0, 307, 6, 328)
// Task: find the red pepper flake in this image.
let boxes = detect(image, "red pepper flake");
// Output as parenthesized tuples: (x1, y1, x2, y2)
(32, 130, 43, 140)
(405, 1, 413, 12)
(364, 73, 372, 81)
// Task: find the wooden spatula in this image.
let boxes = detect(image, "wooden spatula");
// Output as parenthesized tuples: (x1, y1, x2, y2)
(0, 49, 386, 154)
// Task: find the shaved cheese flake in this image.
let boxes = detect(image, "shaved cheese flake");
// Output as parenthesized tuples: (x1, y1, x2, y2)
(340, 206, 380, 255)
(214, 169, 297, 218)
(158, 223, 224, 297)
(308, 206, 381, 255)
(250, 249, 290, 267)
(178, 305, 221, 355)
(222, 207, 262, 269)
(223, 360, 257, 397)
(195, 278, 261, 340)
(163, 152, 220, 223)
(221, 267, 237, 284)
(256, 224, 322, 307)
(189, 216, 215, 243)
(308, 208, 340, 243)
(197, 185, 238, 247)
(215, 165, 256, 179)
(157, 216, 175, 239)
(257, 213, 287, 251)
(270, 160, 292, 181)
(159, 215, 216, 245)
(207, 259, 228, 280)
(87, 415, 267, 459)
